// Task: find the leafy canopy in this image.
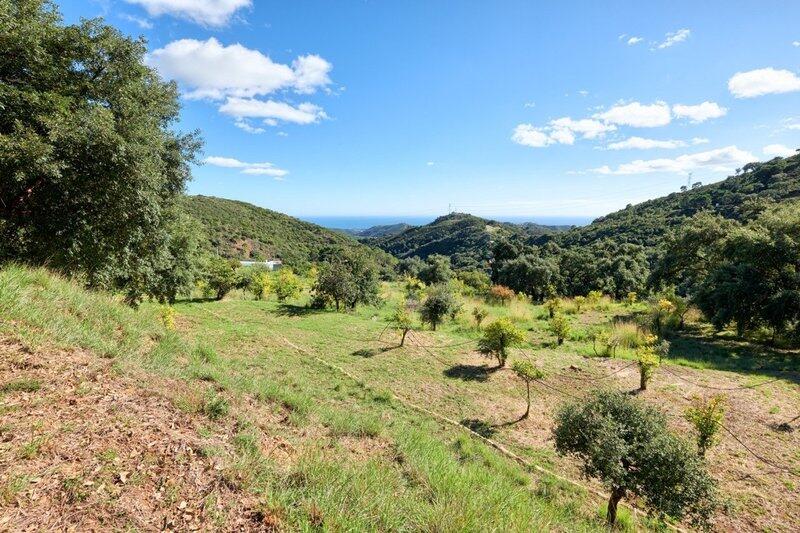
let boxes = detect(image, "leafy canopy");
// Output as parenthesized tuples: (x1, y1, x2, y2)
(553, 391, 718, 528)
(0, 0, 201, 303)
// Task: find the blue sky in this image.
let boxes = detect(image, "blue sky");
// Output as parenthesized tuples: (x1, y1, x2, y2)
(59, 1, 800, 220)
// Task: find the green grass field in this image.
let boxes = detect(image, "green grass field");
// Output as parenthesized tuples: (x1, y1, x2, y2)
(2, 265, 798, 531)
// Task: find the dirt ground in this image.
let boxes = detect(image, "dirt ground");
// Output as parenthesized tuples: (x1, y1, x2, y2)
(0, 339, 283, 532)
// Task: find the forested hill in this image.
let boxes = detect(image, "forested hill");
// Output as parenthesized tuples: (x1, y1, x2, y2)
(180, 195, 389, 268)
(370, 213, 564, 269)
(343, 223, 415, 239)
(548, 151, 800, 249)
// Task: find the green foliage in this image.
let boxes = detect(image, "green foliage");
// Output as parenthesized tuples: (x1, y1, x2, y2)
(274, 268, 302, 302)
(511, 359, 544, 382)
(419, 284, 458, 331)
(626, 292, 637, 306)
(496, 254, 559, 302)
(418, 254, 453, 285)
(573, 295, 586, 313)
(655, 200, 800, 341)
(180, 196, 394, 274)
(684, 395, 726, 457)
(159, 305, 176, 331)
(246, 269, 273, 300)
(457, 269, 491, 296)
(548, 314, 571, 345)
(389, 305, 415, 346)
(511, 360, 544, 419)
(0, 0, 201, 303)
(545, 297, 561, 318)
(471, 306, 488, 329)
(201, 256, 239, 300)
(553, 391, 718, 528)
(312, 246, 380, 310)
(375, 213, 560, 271)
(478, 318, 526, 367)
(636, 346, 660, 391)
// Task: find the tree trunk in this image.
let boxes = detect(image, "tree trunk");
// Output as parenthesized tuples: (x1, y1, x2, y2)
(432, 321, 437, 331)
(523, 382, 530, 419)
(639, 371, 647, 391)
(606, 487, 625, 527)
(557, 337, 564, 346)
(400, 329, 408, 347)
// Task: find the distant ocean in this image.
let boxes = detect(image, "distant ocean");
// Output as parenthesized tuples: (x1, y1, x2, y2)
(301, 215, 594, 231)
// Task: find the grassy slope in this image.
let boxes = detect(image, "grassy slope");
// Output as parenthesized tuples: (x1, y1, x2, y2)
(372, 213, 562, 269)
(0, 265, 607, 531)
(550, 152, 800, 249)
(179, 195, 392, 268)
(168, 286, 800, 532)
(3, 265, 797, 530)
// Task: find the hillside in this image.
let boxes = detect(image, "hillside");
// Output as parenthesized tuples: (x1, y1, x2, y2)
(371, 213, 562, 269)
(179, 195, 390, 268)
(343, 223, 415, 239)
(0, 265, 609, 531)
(549, 152, 800, 249)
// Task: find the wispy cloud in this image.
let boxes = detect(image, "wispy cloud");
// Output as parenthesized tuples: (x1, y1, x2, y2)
(605, 136, 708, 150)
(627, 36, 643, 45)
(763, 144, 796, 158)
(124, 0, 251, 27)
(120, 13, 153, 29)
(590, 146, 754, 175)
(204, 156, 288, 179)
(655, 28, 690, 49)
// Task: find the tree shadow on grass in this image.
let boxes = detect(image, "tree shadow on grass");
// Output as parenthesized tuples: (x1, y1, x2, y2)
(460, 418, 498, 438)
(666, 329, 800, 383)
(274, 304, 326, 317)
(351, 346, 398, 358)
(443, 364, 500, 382)
(176, 297, 218, 305)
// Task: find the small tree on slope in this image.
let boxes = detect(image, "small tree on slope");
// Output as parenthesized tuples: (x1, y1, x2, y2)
(511, 360, 544, 419)
(390, 306, 414, 347)
(478, 318, 526, 367)
(553, 391, 718, 529)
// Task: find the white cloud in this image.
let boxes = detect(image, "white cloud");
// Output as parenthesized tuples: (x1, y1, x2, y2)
(291, 55, 333, 94)
(606, 136, 712, 150)
(512, 117, 615, 148)
(124, 0, 250, 27)
(793, 41, 800, 47)
(233, 119, 266, 134)
(595, 101, 671, 127)
(550, 117, 616, 139)
(523, 101, 536, 108)
(219, 97, 328, 125)
(607, 137, 687, 150)
(591, 146, 754, 175)
(426, 161, 435, 166)
(728, 68, 800, 98)
(147, 38, 332, 100)
(656, 28, 690, 49)
(204, 156, 288, 178)
(512, 124, 553, 148)
(763, 144, 796, 158)
(672, 101, 727, 123)
(120, 13, 153, 29)
(627, 36, 643, 45)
